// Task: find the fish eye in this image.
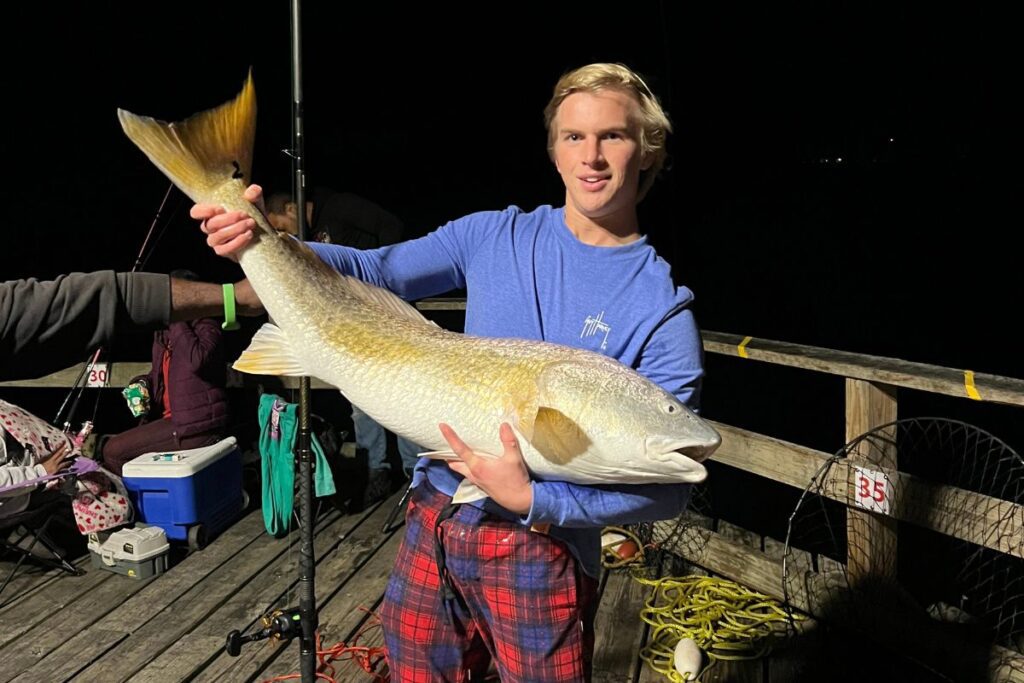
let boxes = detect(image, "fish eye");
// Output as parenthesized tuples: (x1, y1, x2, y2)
(664, 403, 677, 414)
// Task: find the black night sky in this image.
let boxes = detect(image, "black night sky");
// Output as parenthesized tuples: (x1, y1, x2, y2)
(3, 3, 1019, 455)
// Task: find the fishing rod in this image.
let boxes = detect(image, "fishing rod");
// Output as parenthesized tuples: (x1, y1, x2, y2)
(219, 9, 317, 677)
(54, 182, 178, 435)
(289, 2, 319, 679)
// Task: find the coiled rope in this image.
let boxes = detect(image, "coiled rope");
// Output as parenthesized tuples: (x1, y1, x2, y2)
(601, 526, 803, 682)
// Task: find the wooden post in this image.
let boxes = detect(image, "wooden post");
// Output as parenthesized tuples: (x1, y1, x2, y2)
(845, 378, 898, 584)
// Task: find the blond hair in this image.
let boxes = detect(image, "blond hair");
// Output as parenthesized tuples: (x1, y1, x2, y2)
(544, 63, 672, 200)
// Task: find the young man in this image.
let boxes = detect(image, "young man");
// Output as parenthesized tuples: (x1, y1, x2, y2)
(194, 63, 703, 682)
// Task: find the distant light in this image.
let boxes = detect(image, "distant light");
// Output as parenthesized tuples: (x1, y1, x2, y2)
(888, 138, 894, 142)
(837, 157, 843, 163)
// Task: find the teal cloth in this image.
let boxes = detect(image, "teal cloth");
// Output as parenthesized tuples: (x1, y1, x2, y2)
(258, 393, 337, 536)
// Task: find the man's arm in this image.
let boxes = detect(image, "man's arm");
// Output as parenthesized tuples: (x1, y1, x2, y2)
(0, 271, 169, 381)
(1, 272, 262, 381)
(169, 277, 262, 321)
(443, 424, 695, 529)
(195, 183, 480, 299)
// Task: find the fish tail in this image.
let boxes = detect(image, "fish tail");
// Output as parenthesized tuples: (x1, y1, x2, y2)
(117, 70, 256, 205)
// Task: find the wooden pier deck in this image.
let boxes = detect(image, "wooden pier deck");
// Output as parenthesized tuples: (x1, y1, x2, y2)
(0, 489, 804, 683)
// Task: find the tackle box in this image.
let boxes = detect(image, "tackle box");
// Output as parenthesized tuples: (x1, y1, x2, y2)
(122, 436, 244, 547)
(88, 526, 169, 579)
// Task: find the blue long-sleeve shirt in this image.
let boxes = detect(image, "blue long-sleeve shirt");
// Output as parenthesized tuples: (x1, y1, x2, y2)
(308, 205, 704, 576)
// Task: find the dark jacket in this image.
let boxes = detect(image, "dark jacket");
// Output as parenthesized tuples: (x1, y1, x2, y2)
(0, 271, 170, 381)
(139, 318, 228, 437)
(311, 188, 405, 249)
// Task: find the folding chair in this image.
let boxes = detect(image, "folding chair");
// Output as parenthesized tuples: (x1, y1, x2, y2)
(0, 489, 83, 601)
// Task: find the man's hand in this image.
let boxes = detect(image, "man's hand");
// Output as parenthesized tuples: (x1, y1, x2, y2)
(40, 443, 72, 476)
(191, 184, 265, 261)
(440, 422, 533, 515)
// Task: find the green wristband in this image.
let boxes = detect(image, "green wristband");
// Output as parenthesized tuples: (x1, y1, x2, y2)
(222, 283, 241, 331)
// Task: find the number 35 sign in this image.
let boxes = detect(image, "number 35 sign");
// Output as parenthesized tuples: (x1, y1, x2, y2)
(853, 466, 892, 514)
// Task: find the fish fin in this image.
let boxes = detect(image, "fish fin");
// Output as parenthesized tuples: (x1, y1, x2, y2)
(532, 407, 592, 465)
(419, 450, 460, 461)
(337, 274, 439, 328)
(419, 449, 500, 461)
(233, 323, 307, 376)
(500, 389, 541, 442)
(117, 70, 257, 207)
(452, 480, 489, 505)
(521, 360, 597, 464)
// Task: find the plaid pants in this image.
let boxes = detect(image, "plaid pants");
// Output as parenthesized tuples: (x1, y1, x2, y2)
(379, 480, 597, 683)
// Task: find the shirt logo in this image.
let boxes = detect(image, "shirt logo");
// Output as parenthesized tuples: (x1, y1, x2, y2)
(580, 311, 611, 350)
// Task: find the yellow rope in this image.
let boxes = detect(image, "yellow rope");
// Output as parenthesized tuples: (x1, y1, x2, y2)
(599, 526, 803, 681)
(633, 574, 803, 682)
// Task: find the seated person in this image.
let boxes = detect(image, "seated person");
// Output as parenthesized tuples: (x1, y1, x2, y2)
(2, 398, 131, 558)
(1, 399, 72, 521)
(99, 269, 228, 476)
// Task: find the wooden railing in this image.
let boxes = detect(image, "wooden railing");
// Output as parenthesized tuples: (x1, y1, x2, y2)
(686, 331, 1024, 681)
(4, 299, 1023, 679)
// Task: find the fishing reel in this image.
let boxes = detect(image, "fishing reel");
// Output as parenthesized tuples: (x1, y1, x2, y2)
(225, 607, 303, 657)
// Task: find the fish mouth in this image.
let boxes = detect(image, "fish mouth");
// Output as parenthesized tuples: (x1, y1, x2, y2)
(657, 449, 709, 483)
(674, 440, 719, 464)
(651, 433, 720, 465)
(643, 436, 716, 483)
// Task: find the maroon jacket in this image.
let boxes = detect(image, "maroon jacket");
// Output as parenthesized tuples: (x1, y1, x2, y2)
(138, 317, 228, 437)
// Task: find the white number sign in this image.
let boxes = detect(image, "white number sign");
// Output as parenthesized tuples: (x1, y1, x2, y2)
(853, 465, 891, 514)
(87, 362, 109, 388)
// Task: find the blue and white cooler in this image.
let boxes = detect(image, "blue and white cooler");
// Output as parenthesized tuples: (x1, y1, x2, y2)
(122, 436, 245, 549)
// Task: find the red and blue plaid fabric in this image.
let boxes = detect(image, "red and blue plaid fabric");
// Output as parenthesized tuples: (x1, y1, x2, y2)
(379, 481, 598, 682)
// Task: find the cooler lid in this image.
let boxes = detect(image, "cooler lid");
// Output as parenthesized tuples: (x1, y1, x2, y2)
(122, 436, 238, 478)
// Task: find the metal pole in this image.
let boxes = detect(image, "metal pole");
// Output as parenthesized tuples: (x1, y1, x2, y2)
(289, 1, 317, 680)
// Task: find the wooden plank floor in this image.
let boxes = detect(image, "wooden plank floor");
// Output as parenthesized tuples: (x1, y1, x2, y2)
(0, 494, 802, 682)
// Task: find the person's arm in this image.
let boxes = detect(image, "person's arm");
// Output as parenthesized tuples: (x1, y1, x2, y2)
(1, 271, 262, 381)
(634, 306, 704, 411)
(304, 228, 469, 301)
(0, 444, 70, 496)
(0, 271, 169, 381)
(196, 184, 484, 299)
(0, 464, 46, 496)
(169, 278, 263, 321)
(440, 421, 694, 527)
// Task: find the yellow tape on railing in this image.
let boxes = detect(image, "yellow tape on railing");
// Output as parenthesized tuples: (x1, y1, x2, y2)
(737, 336, 753, 359)
(964, 370, 982, 401)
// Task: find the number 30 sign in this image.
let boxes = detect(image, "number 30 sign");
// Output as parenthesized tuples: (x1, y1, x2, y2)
(86, 362, 109, 388)
(853, 466, 891, 514)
